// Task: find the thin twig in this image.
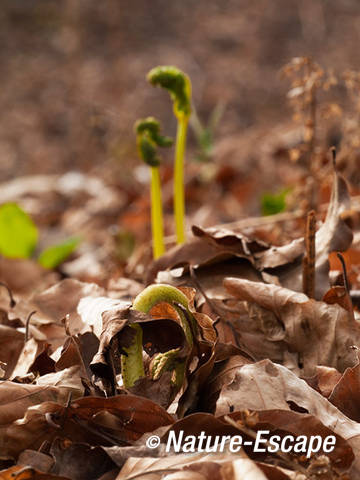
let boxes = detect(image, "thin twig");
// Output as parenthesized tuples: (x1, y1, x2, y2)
(24, 310, 36, 343)
(302, 210, 316, 298)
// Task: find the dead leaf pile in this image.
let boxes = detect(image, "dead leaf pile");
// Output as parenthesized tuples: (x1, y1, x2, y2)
(2, 166, 360, 480)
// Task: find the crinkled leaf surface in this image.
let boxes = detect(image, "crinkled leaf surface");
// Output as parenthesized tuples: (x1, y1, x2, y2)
(224, 277, 360, 375)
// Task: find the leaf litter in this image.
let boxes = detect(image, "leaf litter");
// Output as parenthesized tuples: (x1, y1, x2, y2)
(1, 117, 360, 479)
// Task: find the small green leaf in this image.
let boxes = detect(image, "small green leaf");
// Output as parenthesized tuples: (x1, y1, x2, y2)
(0, 203, 38, 258)
(261, 188, 291, 216)
(38, 237, 80, 269)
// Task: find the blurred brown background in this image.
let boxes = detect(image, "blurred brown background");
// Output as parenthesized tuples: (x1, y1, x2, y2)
(1, 0, 360, 181)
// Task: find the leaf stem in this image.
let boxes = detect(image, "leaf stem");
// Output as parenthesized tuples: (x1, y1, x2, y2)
(174, 116, 188, 244)
(150, 167, 165, 259)
(120, 324, 145, 388)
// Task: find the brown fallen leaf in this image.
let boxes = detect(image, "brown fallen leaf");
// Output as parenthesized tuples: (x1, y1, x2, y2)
(11, 338, 55, 380)
(50, 438, 117, 480)
(200, 354, 256, 414)
(17, 450, 54, 473)
(0, 257, 58, 295)
(224, 277, 360, 375)
(304, 366, 342, 398)
(0, 381, 80, 429)
(212, 359, 360, 475)
(35, 366, 85, 394)
(116, 450, 268, 480)
(1, 394, 174, 460)
(147, 225, 267, 289)
(0, 465, 69, 480)
(328, 361, 360, 422)
(55, 331, 100, 383)
(0, 325, 24, 378)
(31, 279, 105, 335)
(222, 410, 353, 471)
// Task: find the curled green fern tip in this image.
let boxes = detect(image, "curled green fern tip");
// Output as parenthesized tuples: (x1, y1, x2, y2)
(147, 66, 192, 118)
(134, 117, 173, 167)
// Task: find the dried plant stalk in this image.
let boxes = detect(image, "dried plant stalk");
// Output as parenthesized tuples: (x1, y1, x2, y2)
(302, 210, 316, 298)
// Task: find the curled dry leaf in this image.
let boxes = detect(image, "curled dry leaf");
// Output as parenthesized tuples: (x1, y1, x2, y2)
(224, 277, 360, 375)
(89, 286, 217, 408)
(147, 226, 268, 282)
(147, 225, 267, 292)
(89, 302, 186, 398)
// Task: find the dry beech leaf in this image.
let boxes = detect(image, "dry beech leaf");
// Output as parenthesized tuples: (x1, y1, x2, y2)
(0, 256, 58, 295)
(50, 438, 117, 480)
(11, 338, 55, 379)
(160, 409, 352, 472)
(0, 381, 79, 428)
(0, 325, 24, 378)
(55, 331, 99, 382)
(200, 354, 256, 414)
(31, 279, 105, 334)
(328, 361, 360, 422)
(148, 226, 267, 278)
(224, 277, 360, 375)
(17, 450, 54, 473)
(223, 410, 353, 471)
(0, 465, 69, 480)
(116, 450, 266, 480)
(304, 366, 342, 398)
(36, 365, 85, 394)
(147, 226, 267, 291)
(213, 359, 360, 475)
(2, 395, 174, 460)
